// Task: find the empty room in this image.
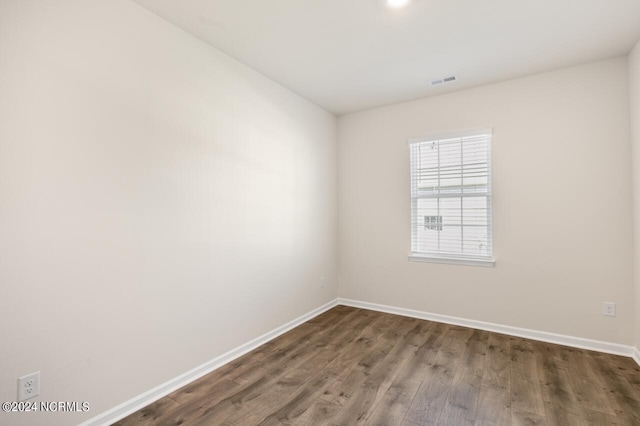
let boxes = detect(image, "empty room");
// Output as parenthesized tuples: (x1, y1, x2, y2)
(2, 0, 640, 425)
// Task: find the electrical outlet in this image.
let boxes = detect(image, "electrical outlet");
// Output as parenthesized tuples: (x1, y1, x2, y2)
(17, 372, 40, 402)
(319, 276, 325, 288)
(602, 302, 616, 317)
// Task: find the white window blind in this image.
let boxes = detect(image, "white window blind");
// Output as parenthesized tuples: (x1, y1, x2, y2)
(409, 130, 493, 265)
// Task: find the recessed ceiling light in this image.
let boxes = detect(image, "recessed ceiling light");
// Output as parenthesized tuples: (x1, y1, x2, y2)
(387, 0, 410, 9)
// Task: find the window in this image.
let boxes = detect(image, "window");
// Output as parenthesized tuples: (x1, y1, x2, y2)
(409, 130, 494, 266)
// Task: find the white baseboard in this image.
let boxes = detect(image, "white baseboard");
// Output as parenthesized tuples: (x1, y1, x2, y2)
(633, 347, 640, 367)
(338, 298, 638, 361)
(80, 298, 339, 426)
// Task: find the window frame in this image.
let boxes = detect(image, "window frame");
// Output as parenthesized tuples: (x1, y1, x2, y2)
(408, 129, 495, 267)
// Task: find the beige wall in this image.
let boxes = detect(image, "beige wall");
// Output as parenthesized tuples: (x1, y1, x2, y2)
(0, 1, 337, 425)
(338, 58, 634, 345)
(631, 40, 640, 349)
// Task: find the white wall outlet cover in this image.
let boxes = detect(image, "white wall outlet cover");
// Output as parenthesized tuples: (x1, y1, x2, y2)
(602, 302, 616, 317)
(17, 372, 40, 402)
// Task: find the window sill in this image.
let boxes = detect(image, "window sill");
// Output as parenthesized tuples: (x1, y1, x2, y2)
(408, 254, 495, 267)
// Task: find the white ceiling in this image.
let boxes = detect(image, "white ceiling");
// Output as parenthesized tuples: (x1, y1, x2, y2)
(132, 0, 640, 115)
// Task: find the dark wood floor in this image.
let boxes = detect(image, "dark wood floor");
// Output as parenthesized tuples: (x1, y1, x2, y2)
(116, 306, 640, 425)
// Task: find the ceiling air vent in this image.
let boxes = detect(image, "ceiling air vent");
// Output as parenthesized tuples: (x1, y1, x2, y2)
(430, 75, 458, 86)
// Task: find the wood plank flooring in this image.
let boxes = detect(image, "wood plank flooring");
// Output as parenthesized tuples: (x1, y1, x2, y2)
(115, 306, 640, 425)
